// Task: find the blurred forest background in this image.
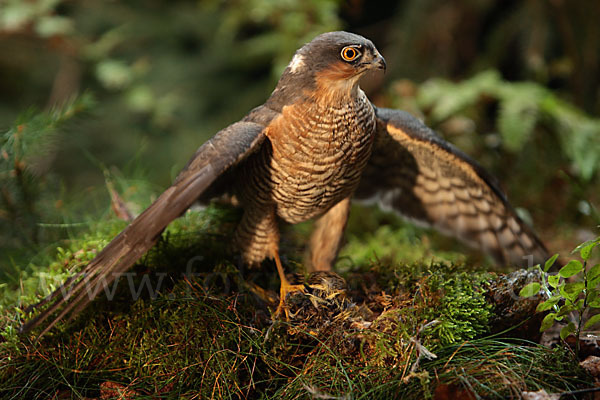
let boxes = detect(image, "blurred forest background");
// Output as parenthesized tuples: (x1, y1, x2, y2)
(1, 0, 599, 279)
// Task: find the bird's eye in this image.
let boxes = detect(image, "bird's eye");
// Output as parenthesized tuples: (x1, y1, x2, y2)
(341, 46, 360, 62)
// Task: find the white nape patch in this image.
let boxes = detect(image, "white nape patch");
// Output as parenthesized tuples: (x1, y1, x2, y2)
(288, 53, 305, 73)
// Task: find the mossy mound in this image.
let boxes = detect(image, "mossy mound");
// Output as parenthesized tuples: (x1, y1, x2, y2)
(0, 207, 593, 399)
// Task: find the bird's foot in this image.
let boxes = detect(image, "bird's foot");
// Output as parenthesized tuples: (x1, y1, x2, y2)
(270, 246, 306, 319)
(276, 282, 306, 320)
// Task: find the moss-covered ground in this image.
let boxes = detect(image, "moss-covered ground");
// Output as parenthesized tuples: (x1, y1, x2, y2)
(0, 205, 594, 399)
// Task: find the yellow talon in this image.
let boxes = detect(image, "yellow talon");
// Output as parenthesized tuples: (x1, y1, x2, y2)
(272, 249, 305, 319)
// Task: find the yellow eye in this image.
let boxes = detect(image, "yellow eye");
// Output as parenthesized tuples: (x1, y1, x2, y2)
(341, 46, 360, 62)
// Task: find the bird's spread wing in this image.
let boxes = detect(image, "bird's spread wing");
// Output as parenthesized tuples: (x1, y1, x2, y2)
(21, 120, 267, 336)
(354, 106, 549, 266)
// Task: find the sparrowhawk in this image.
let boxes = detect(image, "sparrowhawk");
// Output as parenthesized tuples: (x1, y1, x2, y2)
(22, 31, 550, 335)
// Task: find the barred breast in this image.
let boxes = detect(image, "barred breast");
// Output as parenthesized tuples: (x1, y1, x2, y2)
(240, 89, 376, 224)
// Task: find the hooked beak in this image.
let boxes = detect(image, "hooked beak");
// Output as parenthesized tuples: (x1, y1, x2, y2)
(373, 54, 386, 72)
(356, 51, 386, 74)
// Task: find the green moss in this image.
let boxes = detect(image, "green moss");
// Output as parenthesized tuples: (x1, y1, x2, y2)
(338, 210, 467, 271)
(422, 269, 494, 349)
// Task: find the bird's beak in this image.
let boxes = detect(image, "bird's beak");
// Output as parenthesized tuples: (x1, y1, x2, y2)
(373, 53, 386, 72)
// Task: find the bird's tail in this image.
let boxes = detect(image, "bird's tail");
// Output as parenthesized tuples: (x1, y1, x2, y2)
(20, 168, 217, 336)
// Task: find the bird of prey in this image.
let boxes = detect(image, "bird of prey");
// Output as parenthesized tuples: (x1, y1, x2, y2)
(22, 31, 550, 335)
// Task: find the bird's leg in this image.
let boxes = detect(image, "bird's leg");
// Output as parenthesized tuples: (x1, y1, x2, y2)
(234, 206, 305, 318)
(272, 246, 305, 319)
(307, 197, 351, 271)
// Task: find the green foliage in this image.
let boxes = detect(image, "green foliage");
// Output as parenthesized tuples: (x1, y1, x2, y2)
(519, 282, 541, 298)
(0, 0, 73, 37)
(419, 70, 600, 180)
(521, 236, 600, 355)
(0, 94, 93, 257)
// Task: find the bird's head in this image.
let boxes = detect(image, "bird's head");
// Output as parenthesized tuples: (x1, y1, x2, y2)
(270, 31, 386, 105)
(287, 31, 386, 76)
